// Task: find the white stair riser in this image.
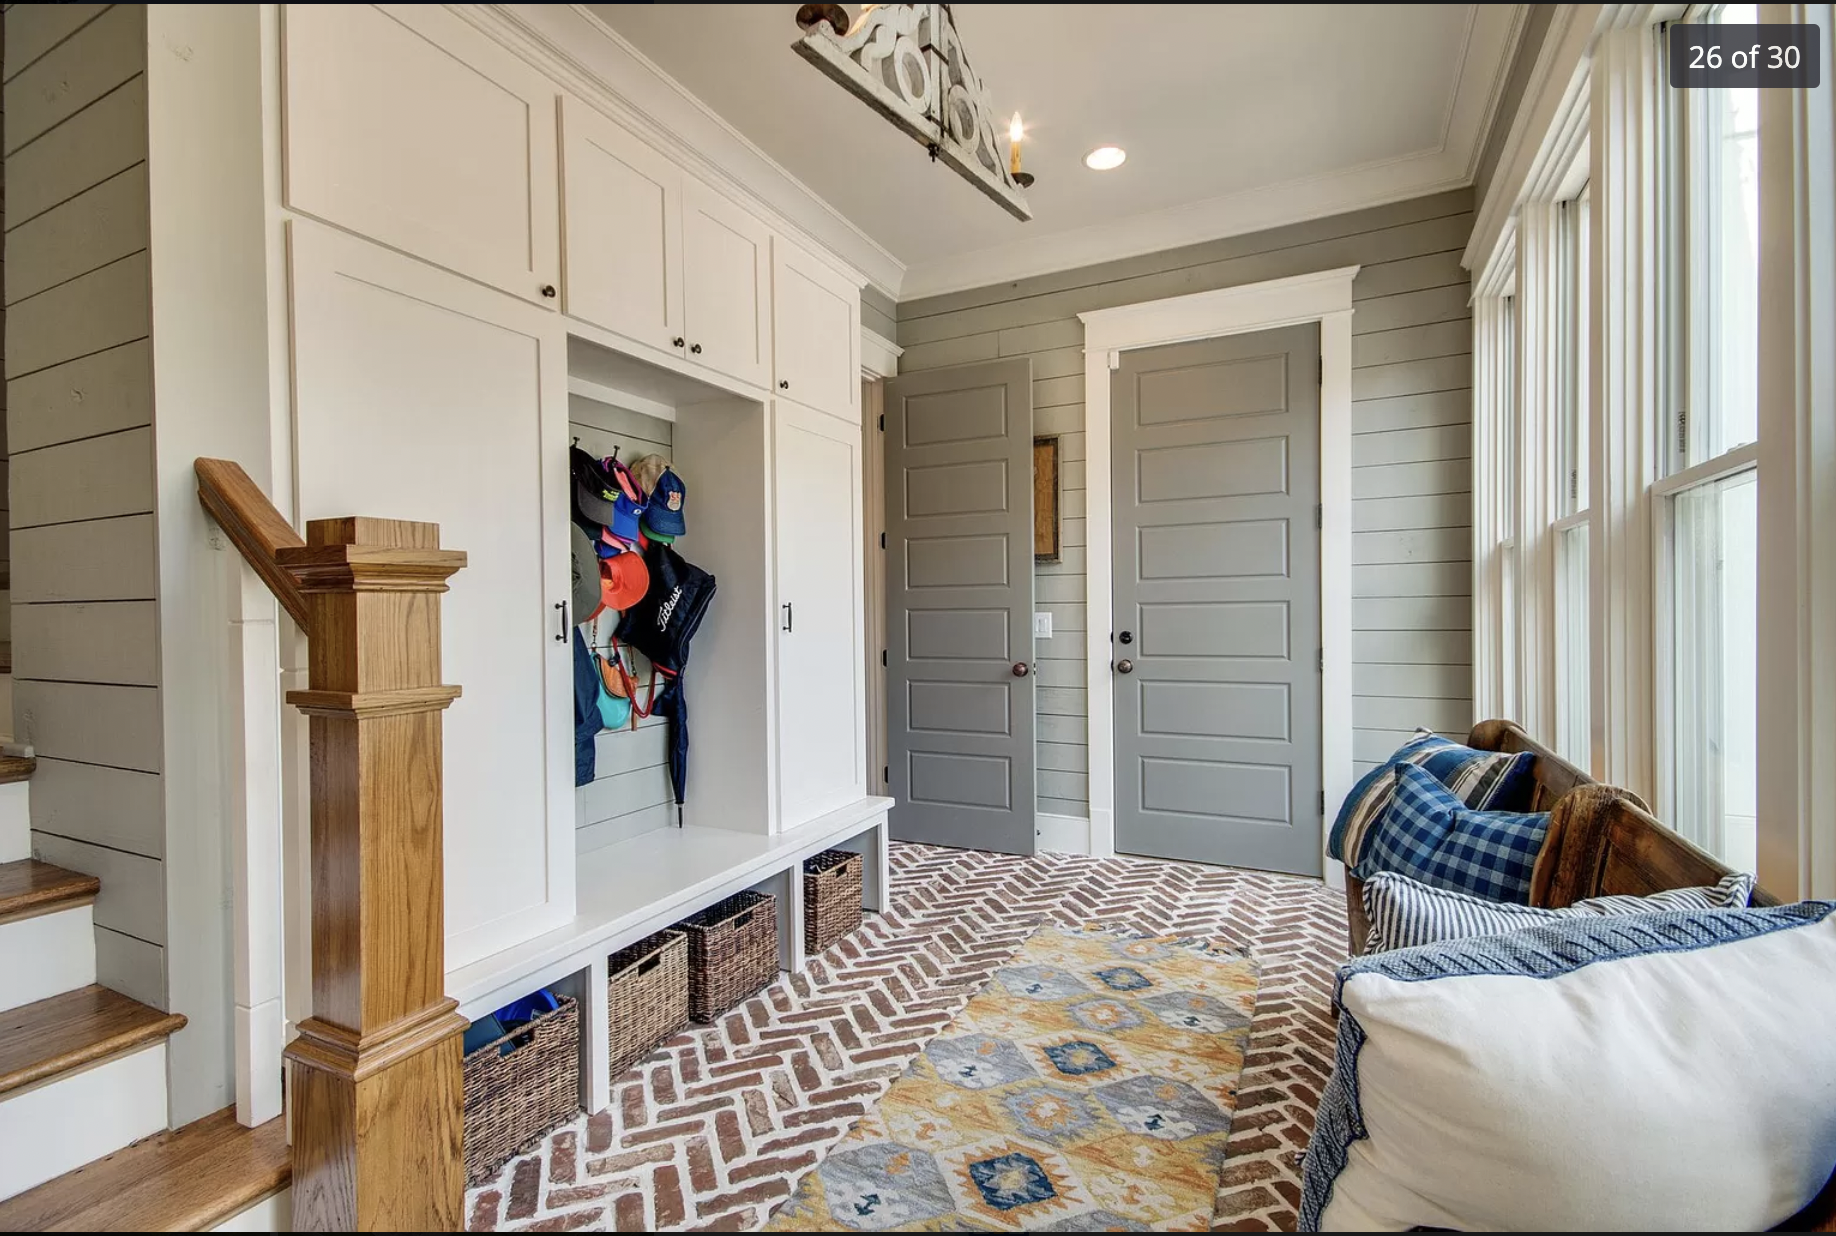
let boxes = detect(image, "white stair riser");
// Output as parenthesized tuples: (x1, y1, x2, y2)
(0, 782, 28, 863)
(0, 904, 98, 1014)
(0, 1042, 169, 1202)
(209, 1186, 292, 1232)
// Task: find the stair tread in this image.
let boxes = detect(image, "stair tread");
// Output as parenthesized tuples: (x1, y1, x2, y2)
(0, 986, 186, 1098)
(0, 859, 99, 922)
(0, 1107, 288, 1231)
(0, 754, 35, 785)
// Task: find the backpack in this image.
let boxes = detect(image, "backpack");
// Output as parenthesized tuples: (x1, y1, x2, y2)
(614, 541, 716, 675)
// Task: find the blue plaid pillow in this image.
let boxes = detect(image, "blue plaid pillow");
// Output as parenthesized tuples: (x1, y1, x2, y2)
(1354, 762, 1549, 903)
(1327, 730, 1537, 865)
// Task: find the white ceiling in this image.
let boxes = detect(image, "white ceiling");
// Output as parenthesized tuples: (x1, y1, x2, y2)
(589, 4, 1523, 300)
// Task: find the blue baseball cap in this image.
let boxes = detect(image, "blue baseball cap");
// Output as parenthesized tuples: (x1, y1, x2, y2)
(644, 468, 687, 537)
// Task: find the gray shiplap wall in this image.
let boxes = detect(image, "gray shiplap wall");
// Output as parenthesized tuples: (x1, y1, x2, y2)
(569, 396, 677, 852)
(861, 284, 897, 341)
(895, 189, 1476, 817)
(3, 4, 166, 1007)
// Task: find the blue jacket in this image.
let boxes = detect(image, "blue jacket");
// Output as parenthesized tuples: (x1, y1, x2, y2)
(572, 628, 598, 787)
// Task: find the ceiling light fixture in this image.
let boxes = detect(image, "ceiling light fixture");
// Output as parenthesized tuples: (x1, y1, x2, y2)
(792, 4, 1035, 220)
(1085, 146, 1127, 171)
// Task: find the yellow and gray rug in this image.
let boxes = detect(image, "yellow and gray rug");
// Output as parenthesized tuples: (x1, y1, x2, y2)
(764, 924, 1259, 1232)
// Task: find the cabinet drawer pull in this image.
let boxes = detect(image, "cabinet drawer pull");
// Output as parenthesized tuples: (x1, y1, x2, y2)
(554, 601, 568, 642)
(782, 602, 793, 633)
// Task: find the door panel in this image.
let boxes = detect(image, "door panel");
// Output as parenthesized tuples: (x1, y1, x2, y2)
(682, 179, 771, 389)
(1113, 327, 1322, 875)
(560, 96, 683, 352)
(288, 221, 573, 968)
(772, 241, 859, 422)
(282, 3, 559, 305)
(773, 400, 866, 829)
(885, 360, 1035, 855)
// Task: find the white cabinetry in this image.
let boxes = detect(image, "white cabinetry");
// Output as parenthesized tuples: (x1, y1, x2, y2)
(561, 99, 770, 391)
(772, 399, 867, 830)
(287, 222, 575, 971)
(771, 241, 860, 423)
(282, 3, 560, 306)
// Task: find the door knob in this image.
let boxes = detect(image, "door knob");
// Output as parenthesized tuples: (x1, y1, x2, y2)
(1011, 662, 1030, 678)
(1115, 658, 1134, 674)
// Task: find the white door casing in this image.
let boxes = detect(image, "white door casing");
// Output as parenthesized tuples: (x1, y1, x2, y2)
(1080, 266, 1358, 882)
(287, 220, 575, 970)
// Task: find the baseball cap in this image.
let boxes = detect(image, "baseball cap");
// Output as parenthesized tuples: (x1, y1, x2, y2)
(570, 446, 617, 529)
(600, 547, 650, 612)
(628, 453, 669, 500)
(572, 524, 605, 624)
(643, 467, 687, 537)
(605, 457, 647, 545)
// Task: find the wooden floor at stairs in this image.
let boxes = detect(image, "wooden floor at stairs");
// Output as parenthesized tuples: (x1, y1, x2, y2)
(0, 861, 98, 925)
(0, 986, 185, 1098)
(0, 1108, 290, 1232)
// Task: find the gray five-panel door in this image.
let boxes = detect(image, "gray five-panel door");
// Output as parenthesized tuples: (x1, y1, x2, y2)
(1111, 326, 1323, 875)
(884, 359, 1036, 855)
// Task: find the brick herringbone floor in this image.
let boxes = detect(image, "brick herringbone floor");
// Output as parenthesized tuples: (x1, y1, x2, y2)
(465, 843, 1347, 1233)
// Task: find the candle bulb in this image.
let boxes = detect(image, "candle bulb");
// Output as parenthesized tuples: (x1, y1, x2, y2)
(1008, 113, 1023, 177)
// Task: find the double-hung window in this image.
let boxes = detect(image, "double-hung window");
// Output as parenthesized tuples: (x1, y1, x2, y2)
(1656, 3, 1760, 871)
(1553, 187, 1591, 766)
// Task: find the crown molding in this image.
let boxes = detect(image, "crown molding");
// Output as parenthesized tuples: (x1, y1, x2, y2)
(458, 4, 905, 300)
(898, 3, 1519, 303)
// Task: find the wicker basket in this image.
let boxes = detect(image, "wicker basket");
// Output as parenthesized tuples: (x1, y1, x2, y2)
(462, 994, 580, 1185)
(607, 929, 690, 1077)
(679, 890, 778, 1022)
(803, 849, 864, 954)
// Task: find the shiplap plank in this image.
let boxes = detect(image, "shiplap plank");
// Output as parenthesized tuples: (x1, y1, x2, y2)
(1038, 603, 1086, 633)
(1351, 459, 1470, 500)
(1351, 424, 1471, 467)
(860, 287, 897, 340)
(1038, 769, 1087, 802)
(4, 3, 107, 82)
(1351, 319, 1472, 368)
(28, 755, 163, 858)
(14, 679, 161, 772)
(898, 333, 999, 372)
(577, 803, 673, 853)
(1028, 346, 1085, 380)
(1353, 527, 1472, 566)
(4, 3, 144, 154)
(567, 396, 674, 445)
(998, 318, 1085, 356)
(1354, 595, 1474, 631)
(8, 339, 153, 452)
(5, 251, 150, 377)
(1352, 562, 1472, 598)
(1037, 715, 1087, 745)
(1350, 284, 1474, 335)
(1035, 574, 1084, 603)
(1352, 388, 1471, 434)
(1352, 493, 1471, 532)
(1038, 796, 1089, 818)
(5, 162, 148, 304)
(12, 514, 157, 601)
(1061, 458, 1086, 489)
(95, 927, 165, 1010)
(1033, 403, 1084, 434)
(1355, 728, 1423, 763)
(575, 762, 672, 828)
(1354, 695, 1474, 734)
(1037, 686, 1086, 716)
(584, 725, 668, 780)
(6, 75, 146, 227)
(1351, 249, 1469, 299)
(1351, 354, 1471, 401)
(11, 426, 153, 529)
(1354, 629, 1473, 665)
(1058, 434, 1087, 464)
(1034, 659, 1083, 689)
(1034, 374, 1082, 408)
(1037, 631, 1088, 661)
(1056, 522, 1087, 553)
(12, 600, 157, 685)
(1355, 661, 1472, 700)
(1038, 742, 1089, 773)
(30, 831, 164, 944)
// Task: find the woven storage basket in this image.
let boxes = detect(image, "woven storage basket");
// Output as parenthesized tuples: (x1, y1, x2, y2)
(607, 929, 690, 1077)
(462, 994, 580, 1185)
(679, 890, 777, 1022)
(803, 849, 864, 954)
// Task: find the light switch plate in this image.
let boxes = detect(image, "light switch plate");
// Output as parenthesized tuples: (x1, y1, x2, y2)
(1034, 612, 1052, 638)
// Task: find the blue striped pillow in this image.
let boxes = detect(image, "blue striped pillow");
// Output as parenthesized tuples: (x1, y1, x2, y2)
(1353, 762, 1548, 903)
(1359, 869, 1757, 952)
(1327, 729, 1537, 867)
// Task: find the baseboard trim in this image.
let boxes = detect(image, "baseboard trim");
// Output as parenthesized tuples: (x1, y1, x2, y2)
(1035, 813, 1091, 855)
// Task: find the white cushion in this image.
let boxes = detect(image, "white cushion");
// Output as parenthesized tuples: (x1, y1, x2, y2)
(1301, 903, 1836, 1232)
(1359, 869, 1755, 952)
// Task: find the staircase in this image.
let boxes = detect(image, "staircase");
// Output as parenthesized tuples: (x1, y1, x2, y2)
(0, 758, 290, 1230)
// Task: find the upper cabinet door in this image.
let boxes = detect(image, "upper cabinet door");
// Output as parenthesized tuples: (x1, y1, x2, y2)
(681, 179, 771, 390)
(281, 4, 560, 306)
(772, 241, 861, 423)
(560, 96, 684, 353)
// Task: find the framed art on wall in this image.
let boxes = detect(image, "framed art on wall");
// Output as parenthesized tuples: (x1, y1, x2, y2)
(1034, 435, 1060, 563)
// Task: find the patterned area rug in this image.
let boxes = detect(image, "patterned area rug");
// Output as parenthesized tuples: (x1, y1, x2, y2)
(764, 925, 1258, 1232)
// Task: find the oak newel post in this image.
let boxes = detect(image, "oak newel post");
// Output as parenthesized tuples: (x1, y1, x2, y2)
(277, 516, 468, 1232)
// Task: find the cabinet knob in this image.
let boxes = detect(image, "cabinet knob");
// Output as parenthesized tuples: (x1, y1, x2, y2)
(690, 342, 703, 355)
(539, 284, 557, 299)
(779, 380, 790, 390)
(672, 336, 685, 349)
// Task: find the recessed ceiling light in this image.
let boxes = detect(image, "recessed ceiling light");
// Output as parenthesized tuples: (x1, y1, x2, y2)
(1085, 146, 1127, 171)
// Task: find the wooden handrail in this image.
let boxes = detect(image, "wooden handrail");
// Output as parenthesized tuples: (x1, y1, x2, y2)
(196, 458, 469, 1230)
(195, 458, 310, 628)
